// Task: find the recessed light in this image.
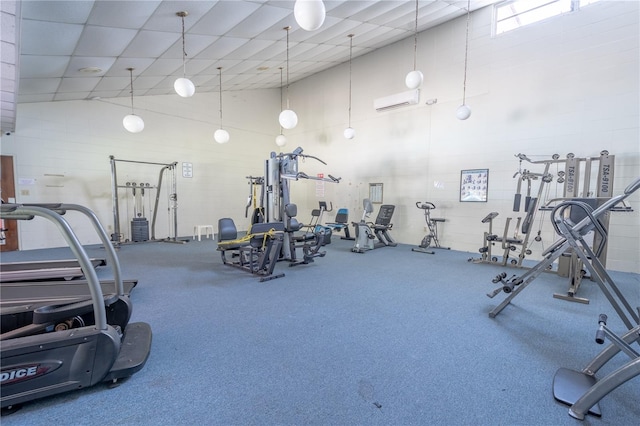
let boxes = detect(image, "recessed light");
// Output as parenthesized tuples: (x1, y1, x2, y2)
(79, 67, 103, 74)
(257, 66, 269, 71)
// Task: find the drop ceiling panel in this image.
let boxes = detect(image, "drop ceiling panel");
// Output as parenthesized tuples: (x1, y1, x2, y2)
(196, 37, 250, 61)
(20, 21, 83, 55)
(108, 58, 156, 77)
(57, 76, 101, 93)
(94, 76, 136, 92)
(121, 30, 181, 58)
(160, 33, 221, 59)
(18, 78, 61, 95)
(11, 0, 501, 107)
(142, 1, 219, 32)
(74, 26, 139, 56)
(190, 1, 262, 36)
(86, 1, 161, 28)
(19, 56, 70, 78)
(225, 4, 291, 39)
(20, 0, 94, 24)
(225, 39, 279, 60)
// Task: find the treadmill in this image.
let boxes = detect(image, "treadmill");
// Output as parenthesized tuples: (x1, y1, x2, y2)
(0, 203, 151, 411)
(0, 203, 135, 336)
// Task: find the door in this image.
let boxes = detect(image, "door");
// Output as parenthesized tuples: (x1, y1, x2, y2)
(1, 155, 19, 251)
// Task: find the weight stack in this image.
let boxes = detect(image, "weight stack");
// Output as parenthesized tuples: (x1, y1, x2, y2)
(131, 217, 149, 242)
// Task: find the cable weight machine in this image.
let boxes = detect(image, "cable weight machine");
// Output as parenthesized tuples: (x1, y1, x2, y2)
(109, 156, 182, 246)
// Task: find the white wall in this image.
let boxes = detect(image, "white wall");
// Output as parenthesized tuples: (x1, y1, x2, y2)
(279, 1, 640, 273)
(2, 1, 639, 272)
(2, 88, 282, 247)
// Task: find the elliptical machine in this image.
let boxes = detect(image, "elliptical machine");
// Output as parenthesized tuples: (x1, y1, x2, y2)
(412, 201, 449, 254)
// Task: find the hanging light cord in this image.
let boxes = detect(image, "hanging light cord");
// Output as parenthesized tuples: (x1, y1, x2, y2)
(348, 35, 353, 127)
(462, 0, 471, 104)
(285, 26, 291, 109)
(279, 67, 284, 132)
(181, 13, 187, 78)
(218, 67, 223, 127)
(128, 68, 135, 114)
(413, 0, 418, 71)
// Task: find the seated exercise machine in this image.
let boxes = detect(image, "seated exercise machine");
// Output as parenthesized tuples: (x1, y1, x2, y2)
(282, 203, 329, 266)
(0, 204, 151, 412)
(325, 208, 353, 240)
(300, 201, 333, 246)
(351, 199, 397, 253)
(217, 218, 285, 281)
(411, 201, 449, 254)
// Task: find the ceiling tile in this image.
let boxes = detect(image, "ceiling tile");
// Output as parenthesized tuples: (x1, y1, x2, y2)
(20, 21, 84, 55)
(226, 4, 291, 38)
(121, 30, 181, 58)
(107, 58, 156, 77)
(142, 1, 219, 32)
(190, 1, 262, 36)
(225, 39, 278, 60)
(19, 55, 70, 78)
(57, 76, 101, 93)
(21, 0, 94, 24)
(18, 78, 61, 95)
(195, 37, 249, 61)
(87, 1, 162, 28)
(74, 25, 139, 57)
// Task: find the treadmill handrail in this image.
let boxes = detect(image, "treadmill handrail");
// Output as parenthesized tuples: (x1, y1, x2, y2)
(0, 205, 107, 331)
(22, 203, 124, 296)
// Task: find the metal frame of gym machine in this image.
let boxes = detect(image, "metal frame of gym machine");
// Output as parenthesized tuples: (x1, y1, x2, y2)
(109, 156, 182, 246)
(263, 147, 340, 264)
(485, 178, 639, 420)
(473, 151, 615, 276)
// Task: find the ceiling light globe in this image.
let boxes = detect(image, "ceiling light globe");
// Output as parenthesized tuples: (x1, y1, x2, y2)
(279, 109, 298, 129)
(174, 77, 195, 97)
(214, 128, 230, 144)
(405, 70, 423, 90)
(294, 0, 326, 31)
(275, 134, 287, 147)
(344, 127, 355, 140)
(123, 114, 144, 133)
(456, 104, 472, 120)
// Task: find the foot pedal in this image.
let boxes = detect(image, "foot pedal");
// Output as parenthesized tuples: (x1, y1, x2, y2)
(103, 322, 152, 382)
(552, 367, 601, 416)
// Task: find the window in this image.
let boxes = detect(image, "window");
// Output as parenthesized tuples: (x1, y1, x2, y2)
(494, 0, 601, 35)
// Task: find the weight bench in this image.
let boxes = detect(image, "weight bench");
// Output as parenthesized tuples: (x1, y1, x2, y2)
(217, 219, 285, 281)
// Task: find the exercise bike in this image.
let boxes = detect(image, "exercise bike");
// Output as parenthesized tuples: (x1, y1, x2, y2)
(351, 199, 396, 253)
(411, 201, 449, 254)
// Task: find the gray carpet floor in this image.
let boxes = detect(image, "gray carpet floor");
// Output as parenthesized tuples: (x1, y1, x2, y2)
(1, 235, 639, 425)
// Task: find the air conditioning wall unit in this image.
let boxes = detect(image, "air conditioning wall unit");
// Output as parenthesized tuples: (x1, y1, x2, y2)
(373, 89, 420, 112)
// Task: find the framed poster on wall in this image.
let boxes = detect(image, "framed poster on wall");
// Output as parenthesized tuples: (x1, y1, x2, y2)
(460, 169, 488, 202)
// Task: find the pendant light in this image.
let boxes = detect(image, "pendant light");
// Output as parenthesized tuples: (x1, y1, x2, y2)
(344, 34, 355, 140)
(214, 67, 230, 144)
(276, 67, 287, 147)
(123, 67, 144, 133)
(456, 0, 472, 120)
(405, 0, 423, 90)
(279, 26, 298, 130)
(294, 0, 326, 32)
(174, 11, 195, 98)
